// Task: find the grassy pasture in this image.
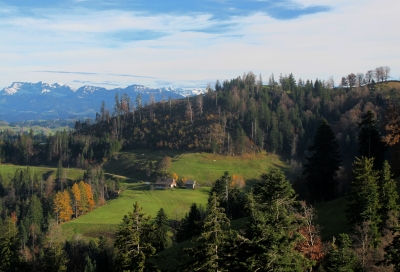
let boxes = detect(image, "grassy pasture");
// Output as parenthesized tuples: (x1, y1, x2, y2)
(0, 164, 85, 185)
(103, 150, 288, 186)
(62, 183, 210, 239)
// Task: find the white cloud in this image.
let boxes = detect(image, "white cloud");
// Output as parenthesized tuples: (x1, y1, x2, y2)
(0, 0, 399, 89)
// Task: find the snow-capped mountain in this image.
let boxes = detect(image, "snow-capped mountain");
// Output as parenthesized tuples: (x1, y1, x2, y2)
(0, 82, 206, 122)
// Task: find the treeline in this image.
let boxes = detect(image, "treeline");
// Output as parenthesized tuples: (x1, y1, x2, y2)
(1, 68, 398, 175)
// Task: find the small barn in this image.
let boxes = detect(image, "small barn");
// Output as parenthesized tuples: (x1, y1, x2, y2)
(155, 177, 176, 190)
(185, 180, 196, 189)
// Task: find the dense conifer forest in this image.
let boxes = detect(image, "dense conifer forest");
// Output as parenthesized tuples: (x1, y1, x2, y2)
(1, 68, 400, 271)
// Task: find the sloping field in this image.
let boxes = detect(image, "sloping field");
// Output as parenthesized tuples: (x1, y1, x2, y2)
(62, 183, 210, 239)
(0, 164, 85, 185)
(103, 150, 288, 186)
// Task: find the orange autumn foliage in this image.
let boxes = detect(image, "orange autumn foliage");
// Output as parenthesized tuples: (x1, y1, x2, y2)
(54, 191, 73, 223)
(296, 225, 324, 263)
(231, 174, 246, 188)
(71, 183, 81, 217)
(85, 183, 95, 211)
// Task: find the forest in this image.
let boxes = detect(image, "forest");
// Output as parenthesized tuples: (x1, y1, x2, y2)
(1, 66, 400, 271)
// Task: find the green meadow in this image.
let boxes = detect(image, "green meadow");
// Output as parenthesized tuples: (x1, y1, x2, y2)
(103, 150, 288, 186)
(0, 164, 85, 185)
(62, 183, 210, 239)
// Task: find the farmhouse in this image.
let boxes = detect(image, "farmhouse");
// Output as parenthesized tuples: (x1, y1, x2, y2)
(185, 180, 196, 189)
(155, 177, 176, 190)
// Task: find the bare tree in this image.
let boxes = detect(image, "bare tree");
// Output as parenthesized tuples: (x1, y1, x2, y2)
(356, 73, 365, 86)
(384, 66, 391, 81)
(347, 73, 357, 89)
(186, 100, 193, 124)
(341, 77, 349, 87)
(366, 70, 374, 83)
(196, 95, 203, 116)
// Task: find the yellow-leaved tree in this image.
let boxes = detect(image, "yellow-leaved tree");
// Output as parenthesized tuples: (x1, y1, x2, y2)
(71, 183, 81, 218)
(85, 183, 95, 211)
(54, 191, 73, 223)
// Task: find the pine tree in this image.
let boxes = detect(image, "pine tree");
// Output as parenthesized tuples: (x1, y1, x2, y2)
(384, 226, 400, 271)
(152, 208, 172, 253)
(0, 217, 21, 272)
(358, 111, 386, 169)
(325, 234, 361, 272)
(346, 157, 380, 247)
(114, 202, 155, 272)
(303, 119, 341, 202)
(379, 161, 399, 229)
(184, 193, 231, 271)
(176, 203, 203, 243)
(236, 169, 312, 271)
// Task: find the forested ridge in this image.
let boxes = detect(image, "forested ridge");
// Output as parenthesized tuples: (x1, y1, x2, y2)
(1, 67, 400, 271)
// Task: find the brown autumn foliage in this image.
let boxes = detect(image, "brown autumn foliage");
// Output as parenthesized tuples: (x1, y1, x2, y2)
(295, 201, 324, 265)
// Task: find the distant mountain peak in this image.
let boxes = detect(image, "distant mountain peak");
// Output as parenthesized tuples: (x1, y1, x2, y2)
(0, 81, 206, 122)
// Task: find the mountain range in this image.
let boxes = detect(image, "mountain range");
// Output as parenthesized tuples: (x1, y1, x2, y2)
(0, 82, 206, 122)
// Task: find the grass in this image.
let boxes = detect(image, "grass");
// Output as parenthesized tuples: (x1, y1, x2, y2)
(314, 197, 349, 241)
(0, 164, 85, 185)
(103, 150, 288, 186)
(62, 183, 210, 239)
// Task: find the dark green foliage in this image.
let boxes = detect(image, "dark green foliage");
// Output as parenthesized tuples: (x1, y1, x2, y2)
(114, 201, 155, 272)
(303, 119, 341, 202)
(210, 171, 245, 219)
(39, 244, 68, 272)
(152, 208, 172, 252)
(346, 157, 380, 247)
(379, 161, 399, 229)
(176, 203, 203, 243)
(358, 111, 386, 169)
(325, 234, 361, 272)
(0, 218, 21, 272)
(183, 193, 231, 271)
(234, 169, 312, 271)
(384, 227, 400, 271)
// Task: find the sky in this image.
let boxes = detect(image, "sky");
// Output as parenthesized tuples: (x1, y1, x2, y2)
(0, 0, 399, 90)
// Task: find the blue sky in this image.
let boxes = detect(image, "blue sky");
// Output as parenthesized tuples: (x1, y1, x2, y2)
(0, 0, 399, 89)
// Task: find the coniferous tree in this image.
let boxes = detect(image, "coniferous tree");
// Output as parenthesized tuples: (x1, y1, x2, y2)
(114, 202, 155, 272)
(379, 161, 399, 229)
(236, 169, 312, 271)
(325, 234, 361, 272)
(303, 119, 341, 202)
(358, 111, 386, 169)
(176, 203, 203, 243)
(152, 208, 172, 253)
(346, 157, 380, 247)
(184, 193, 231, 271)
(0, 217, 21, 272)
(384, 227, 400, 271)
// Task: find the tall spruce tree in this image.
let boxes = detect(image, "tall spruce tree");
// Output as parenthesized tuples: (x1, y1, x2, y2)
(379, 161, 399, 229)
(184, 193, 231, 271)
(346, 157, 380, 247)
(236, 169, 312, 271)
(303, 119, 341, 202)
(325, 234, 361, 272)
(114, 202, 155, 272)
(176, 203, 203, 243)
(152, 208, 172, 253)
(358, 111, 386, 169)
